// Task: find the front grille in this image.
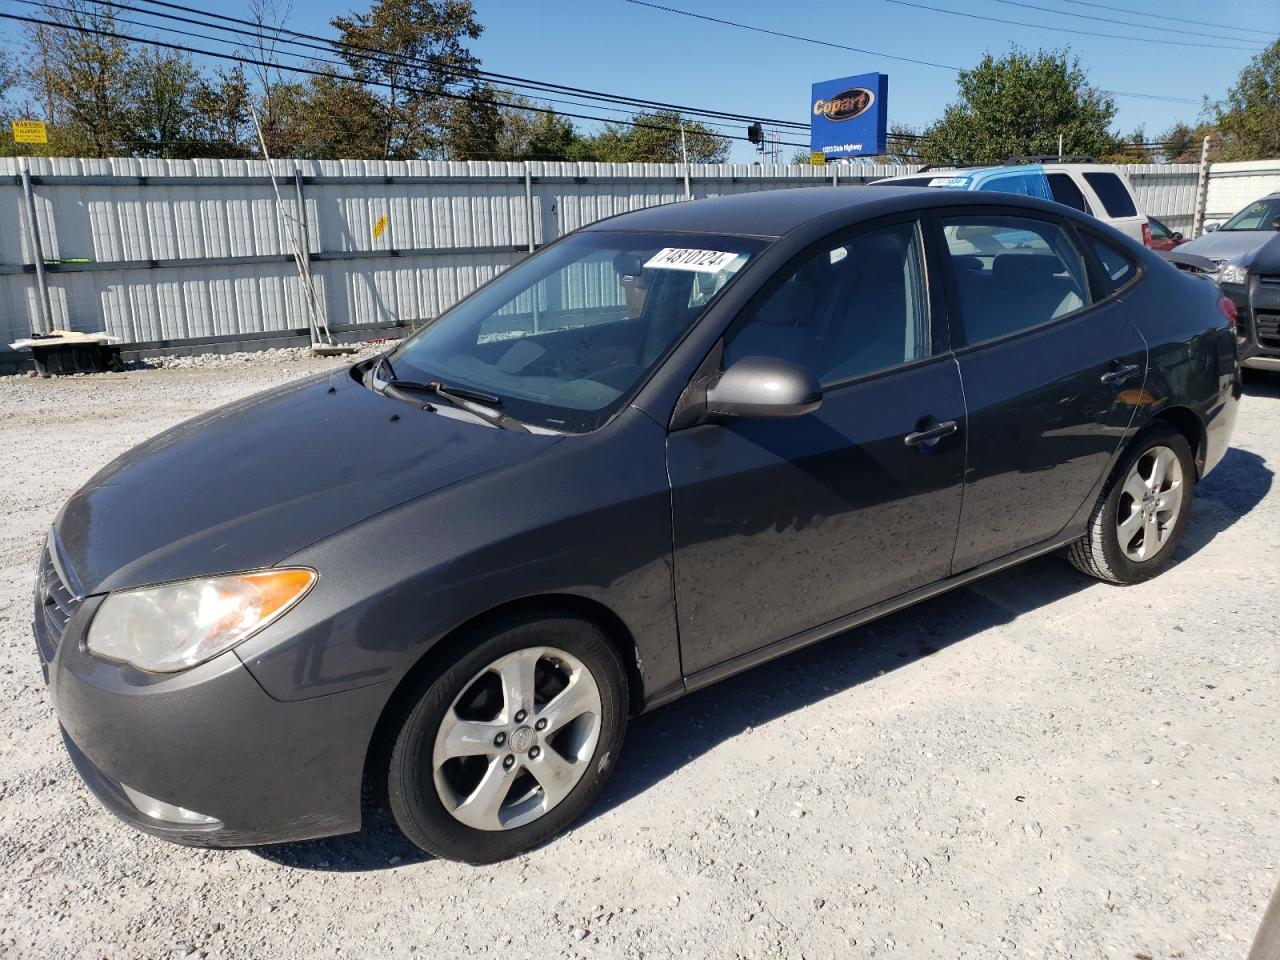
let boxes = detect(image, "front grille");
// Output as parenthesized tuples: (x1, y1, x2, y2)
(1258, 275, 1280, 287)
(35, 536, 82, 653)
(1256, 311, 1280, 349)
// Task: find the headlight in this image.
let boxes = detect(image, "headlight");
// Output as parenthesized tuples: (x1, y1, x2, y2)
(86, 569, 316, 673)
(1219, 262, 1249, 285)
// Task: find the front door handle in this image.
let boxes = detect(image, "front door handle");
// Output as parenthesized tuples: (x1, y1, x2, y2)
(1100, 362, 1141, 386)
(904, 419, 959, 447)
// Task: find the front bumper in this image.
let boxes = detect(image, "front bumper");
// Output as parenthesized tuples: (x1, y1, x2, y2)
(1224, 278, 1280, 371)
(36, 588, 391, 848)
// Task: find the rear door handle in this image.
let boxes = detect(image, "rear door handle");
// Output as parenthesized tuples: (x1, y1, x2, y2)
(904, 419, 958, 447)
(1100, 362, 1141, 386)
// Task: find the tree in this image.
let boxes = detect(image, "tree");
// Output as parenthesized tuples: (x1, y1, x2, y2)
(25, 2, 137, 157)
(331, 0, 485, 160)
(1157, 121, 1219, 163)
(129, 49, 201, 158)
(296, 72, 387, 159)
(1102, 126, 1154, 164)
(191, 67, 253, 157)
(920, 48, 1116, 166)
(574, 111, 729, 164)
(1214, 38, 1280, 161)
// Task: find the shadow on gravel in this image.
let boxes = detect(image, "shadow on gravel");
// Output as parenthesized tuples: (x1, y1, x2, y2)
(253, 805, 434, 872)
(255, 443, 1271, 872)
(1242, 371, 1280, 400)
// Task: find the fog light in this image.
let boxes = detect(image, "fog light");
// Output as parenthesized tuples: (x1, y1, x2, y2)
(120, 784, 220, 826)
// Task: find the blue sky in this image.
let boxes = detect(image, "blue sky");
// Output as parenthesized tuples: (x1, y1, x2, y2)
(302, 0, 1279, 161)
(8, 0, 1278, 161)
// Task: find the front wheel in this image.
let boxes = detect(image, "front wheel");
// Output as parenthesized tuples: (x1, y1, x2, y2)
(386, 615, 628, 863)
(1067, 424, 1195, 585)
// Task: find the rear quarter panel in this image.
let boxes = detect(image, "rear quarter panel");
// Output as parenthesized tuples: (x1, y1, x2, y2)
(1124, 255, 1240, 476)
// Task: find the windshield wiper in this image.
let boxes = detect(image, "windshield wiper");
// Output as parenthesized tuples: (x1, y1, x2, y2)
(376, 362, 527, 432)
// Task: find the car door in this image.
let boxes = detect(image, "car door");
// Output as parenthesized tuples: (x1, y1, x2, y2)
(667, 218, 967, 679)
(936, 209, 1147, 572)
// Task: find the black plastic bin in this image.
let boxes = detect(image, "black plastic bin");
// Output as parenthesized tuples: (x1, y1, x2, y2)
(30, 342, 121, 376)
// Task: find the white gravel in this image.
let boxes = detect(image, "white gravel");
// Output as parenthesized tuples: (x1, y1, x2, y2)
(1, 361, 1278, 960)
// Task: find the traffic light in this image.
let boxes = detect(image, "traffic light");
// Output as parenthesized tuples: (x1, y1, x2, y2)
(747, 122, 763, 146)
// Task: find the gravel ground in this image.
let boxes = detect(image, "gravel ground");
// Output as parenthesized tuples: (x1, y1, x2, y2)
(1, 359, 1277, 960)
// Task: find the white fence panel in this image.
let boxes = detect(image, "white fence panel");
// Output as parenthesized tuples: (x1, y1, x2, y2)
(1, 156, 1275, 356)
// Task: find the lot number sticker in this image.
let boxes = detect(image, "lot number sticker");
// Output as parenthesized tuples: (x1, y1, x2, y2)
(643, 248, 739, 273)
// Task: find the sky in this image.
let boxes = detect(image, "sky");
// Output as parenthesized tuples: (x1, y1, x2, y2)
(7, 0, 1280, 162)
(304, 0, 1280, 162)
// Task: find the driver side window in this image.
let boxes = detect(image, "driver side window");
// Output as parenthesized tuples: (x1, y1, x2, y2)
(722, 222, 930, 387)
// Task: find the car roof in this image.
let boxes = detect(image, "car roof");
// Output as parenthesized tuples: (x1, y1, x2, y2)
(581, 185, 1076, 240)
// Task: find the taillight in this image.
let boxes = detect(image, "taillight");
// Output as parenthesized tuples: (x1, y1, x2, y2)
(1142, 221, 1152, 247)
(1218, 296, 1238, 332)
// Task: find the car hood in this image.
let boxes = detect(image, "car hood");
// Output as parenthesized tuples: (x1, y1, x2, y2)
(1178, 230, 1275, 263)
(53, 368, 560, 594)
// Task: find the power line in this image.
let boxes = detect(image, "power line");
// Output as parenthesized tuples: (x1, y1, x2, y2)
(1, 9, 813, 149)
(16, 0, 766, 138)
(625, 0, 963, 71)
(1040, 0, 1278, 40)
(991, 0, 1267, 47)
(880, 0, 1264, 52)
(109, 0, 812, 132)
(625, 0, 1201, 104)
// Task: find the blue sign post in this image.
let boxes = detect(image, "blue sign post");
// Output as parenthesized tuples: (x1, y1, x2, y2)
(810, 73, 889, 160)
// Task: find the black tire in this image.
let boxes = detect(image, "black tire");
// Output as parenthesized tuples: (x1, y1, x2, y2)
(1067, 423, 1195, 585)
(386, 614, 628, 864)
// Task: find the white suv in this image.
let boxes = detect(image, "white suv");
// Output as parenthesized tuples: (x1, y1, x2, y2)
(874, 159, 1151, 246)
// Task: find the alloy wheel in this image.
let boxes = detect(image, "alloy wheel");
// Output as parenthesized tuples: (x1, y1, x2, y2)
(1116, 444, 1184, 563)
(431, 646, 602, 831)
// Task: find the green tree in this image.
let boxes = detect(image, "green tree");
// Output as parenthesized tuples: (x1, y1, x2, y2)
(1214, 38, 1280, 161)
(332, 0, 484, 159)
(129, 49, 201, 158)
(24, 2, 137, 157)
(296, 72, 387, 159)
(1102, 126, 1154, 164)
(920, 48, 1117, 166)
(574, 111, 728, 164)
(1156, 121, 1219, 163)
(191, 67, 253, 157)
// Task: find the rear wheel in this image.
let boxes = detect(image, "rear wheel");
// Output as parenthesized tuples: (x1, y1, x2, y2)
(1067, 424, 1195, 585)
(386, 614, 628, 863)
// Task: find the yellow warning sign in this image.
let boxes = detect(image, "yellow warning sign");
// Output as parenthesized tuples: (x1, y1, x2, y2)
(810, 152, 826, 166)
(11, 120, 48, 144)
(372, 215, 388, 239)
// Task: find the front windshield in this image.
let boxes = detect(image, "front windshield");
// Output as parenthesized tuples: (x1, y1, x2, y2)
(1220, 197, 1280, 232)
(389, 231, 763, 432)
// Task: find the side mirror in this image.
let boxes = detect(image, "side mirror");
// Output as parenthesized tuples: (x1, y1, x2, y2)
(705, 356, 822, 420)
(1204, 222, 1221, 233)
(1172, 232, 1184, 242)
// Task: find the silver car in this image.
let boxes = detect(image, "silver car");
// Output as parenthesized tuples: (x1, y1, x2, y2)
(1179, 193, 1280, 268)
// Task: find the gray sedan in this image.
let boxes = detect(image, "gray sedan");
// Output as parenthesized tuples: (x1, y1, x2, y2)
(36, 187, 1239, 863)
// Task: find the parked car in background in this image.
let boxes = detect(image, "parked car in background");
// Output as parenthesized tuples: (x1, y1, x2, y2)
(1147, 216, 1185, 252)
(1218, 231, 1280, 375)
(36, 187, 1239, 864)
(1178, 192, 1280, 270)
(874, 158, 1151, 246)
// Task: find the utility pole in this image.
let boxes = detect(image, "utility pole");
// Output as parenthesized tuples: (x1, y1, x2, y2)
(1057, 134, 1064, 162)
(680, 121, 691, 200)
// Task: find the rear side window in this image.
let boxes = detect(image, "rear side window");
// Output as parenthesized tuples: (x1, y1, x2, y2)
(941, 215, 1091, 346)
(1082, 173, 1138, 218)
(1048, 173, 1090, 213)
(1085, 234, 1138, 290)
